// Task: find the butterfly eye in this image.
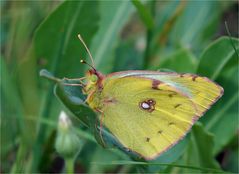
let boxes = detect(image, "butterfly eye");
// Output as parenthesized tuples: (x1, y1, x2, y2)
(90, 74, 98, 83)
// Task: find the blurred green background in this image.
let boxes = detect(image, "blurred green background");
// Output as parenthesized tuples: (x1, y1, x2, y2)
(1, 0, 238, 173)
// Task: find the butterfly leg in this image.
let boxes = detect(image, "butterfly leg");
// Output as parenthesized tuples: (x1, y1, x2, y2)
(63, 77, 86, 84)
(63, 77, 86, 81)
(95, 109, 106, 147)
(62, 77, 86, 87)
(61, 83, 85, 87)
(100, 112, 106, 147)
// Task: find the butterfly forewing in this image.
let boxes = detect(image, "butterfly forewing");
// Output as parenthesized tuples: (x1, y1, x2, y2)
(162, 75, 223, 116)
(106, 71, 223, 116)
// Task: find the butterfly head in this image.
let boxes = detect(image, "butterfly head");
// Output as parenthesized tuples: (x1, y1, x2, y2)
(77, 34, 104, 98)
(82, 68, 104, 110)
(83, 68, 104, 95)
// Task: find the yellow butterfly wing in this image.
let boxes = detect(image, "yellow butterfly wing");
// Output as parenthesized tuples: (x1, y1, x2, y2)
(105, 71, 224, 117)
(98, 72, 223, 160)
(156, 73, 223, 116)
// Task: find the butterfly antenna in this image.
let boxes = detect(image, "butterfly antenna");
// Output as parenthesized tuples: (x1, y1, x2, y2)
(80, 59, 96, 72)
(78, 34, 96, 68)
(225, 21, 239, 58)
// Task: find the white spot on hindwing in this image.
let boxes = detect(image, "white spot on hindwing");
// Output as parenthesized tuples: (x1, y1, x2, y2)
(139, 99, 156, 112)
(141, 102, 150, 109)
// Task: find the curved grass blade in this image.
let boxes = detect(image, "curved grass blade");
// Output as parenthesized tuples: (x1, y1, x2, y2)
(92, 161, 225, 173)
(131, 0, 154, 30)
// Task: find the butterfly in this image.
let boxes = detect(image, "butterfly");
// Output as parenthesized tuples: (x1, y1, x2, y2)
(71, 34, 223, 160)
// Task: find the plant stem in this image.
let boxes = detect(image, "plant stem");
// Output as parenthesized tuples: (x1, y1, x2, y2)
(143, 0, 156, 69)
(143, 30, 153, 69)
(65, 158, 75, 174)
(10, 143, 27, 173)
(29, 84, 55, 171)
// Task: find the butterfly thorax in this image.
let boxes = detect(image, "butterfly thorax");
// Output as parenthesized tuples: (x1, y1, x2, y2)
(84, 69, 105, 110)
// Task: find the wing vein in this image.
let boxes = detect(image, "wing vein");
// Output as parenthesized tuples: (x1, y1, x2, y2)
(155, 108, 192, 124)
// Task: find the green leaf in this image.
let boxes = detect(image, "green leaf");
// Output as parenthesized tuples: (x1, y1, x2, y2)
(221, 136, 238, 173)
(203, 65, 238, 154)
(197, 36, 238, 154)
(34, 1, 99, 78)
(54, 80, 94, 128)
(17, 47, 40, 131)
(51, 76, 107, 144)
(31, 1, 100, 171)
(131, 0, 154, 30)
(0, 58, 24, 164)
(157, 47, 197, 73)
(113, 38, 144, 71)
(90, 1, 134, 73)
(147, 137, 188, 172)
(183, 123, 220, 173)
(153, 1, 181, 36)
(169, 1, 222, 50)
(0, 58, 31, 173)
(197, 37, 239, 80)
(88, 147, 123, 173)
(35, 0, 98, 127)
(152, 1, 186, 48)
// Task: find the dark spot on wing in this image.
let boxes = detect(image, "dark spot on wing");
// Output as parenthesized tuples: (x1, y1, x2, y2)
(139, 99, 156, 113)
(158, 130, 163, 134)
(192, 75, 198, 81)
(174, 104, 181, 108)
(168, 122, 175, 126)
(148, 99, 156, 105)
(152, 80, 161, 90)
(180, 73, 185, 77)
(103, 98, 117, 104)
(168, 92, 177, 98)
(146, 137, 150, 142)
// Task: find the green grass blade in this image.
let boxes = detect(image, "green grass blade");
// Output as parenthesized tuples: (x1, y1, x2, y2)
(131, 0, 154, 30)
(90, 1, 134, 72)
(92, 160, 226, 173)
